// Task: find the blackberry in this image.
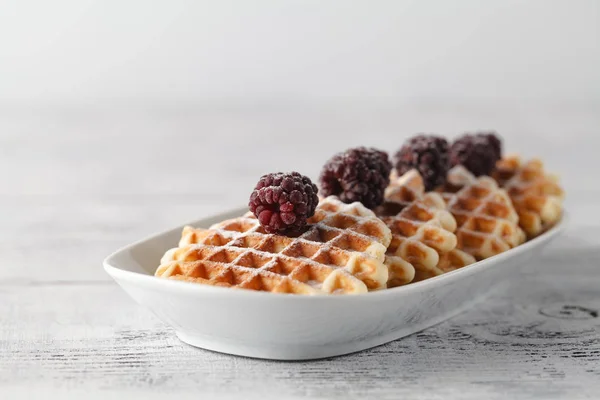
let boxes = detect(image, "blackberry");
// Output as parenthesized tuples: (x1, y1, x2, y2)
(248, 172, 319, 234)
(394, 134, 450, 191)
(450, 132, 503, 176)
(319, 147, 392, 209)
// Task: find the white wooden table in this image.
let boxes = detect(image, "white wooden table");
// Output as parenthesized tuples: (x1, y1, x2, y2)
(1, 102, 598, 399)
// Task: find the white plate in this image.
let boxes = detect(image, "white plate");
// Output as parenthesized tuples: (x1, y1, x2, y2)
(104, 208, 566, 360)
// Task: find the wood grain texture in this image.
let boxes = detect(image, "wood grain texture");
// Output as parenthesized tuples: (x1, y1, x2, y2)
(1, 103, 598, 399)
(2, 267, 598, 400)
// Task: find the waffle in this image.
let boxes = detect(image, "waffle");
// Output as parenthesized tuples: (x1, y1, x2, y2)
(443, 169, 526, 260)
(383, 169, 425, 209)
(308, 196, 419, 288)
(493, 155, 564, 237)
(381, 170, 475, 285)
(156, 196, 391, 294)
(442, 165, 479, 195)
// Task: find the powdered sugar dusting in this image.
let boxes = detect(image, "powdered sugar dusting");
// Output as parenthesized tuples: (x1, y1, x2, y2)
(157, 196, 395, 294)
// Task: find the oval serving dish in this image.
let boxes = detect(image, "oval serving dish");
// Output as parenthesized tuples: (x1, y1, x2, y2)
(104, 207, 566, 360)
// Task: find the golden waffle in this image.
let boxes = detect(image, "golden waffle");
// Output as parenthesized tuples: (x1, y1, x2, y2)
(381, 170, 475, 286)
(429, 249, 479, 281)
(441, 165, 479, 196)
(382, 169, 425, 211)
(444, 172, 526, 260)
(156, 196, 390, 294)
(382, 191, 475, 285)
(493, 155, 564, 238)
(308, 196, 417, 288)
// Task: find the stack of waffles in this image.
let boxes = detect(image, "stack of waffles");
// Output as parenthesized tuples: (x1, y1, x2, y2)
(441, 166, 527, 259)
(155, 141, 563, 294)
(379, 170, 476, 284)
(493, 155, 565, 238)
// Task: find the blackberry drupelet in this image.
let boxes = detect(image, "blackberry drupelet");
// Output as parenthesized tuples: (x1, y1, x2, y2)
(248, 172, 319, 234)
(394, 134, 450, 191)
(319, 147, 392, 209)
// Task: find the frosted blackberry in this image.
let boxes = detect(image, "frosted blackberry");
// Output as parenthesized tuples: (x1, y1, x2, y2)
(319, 147, 392, 209)
(394, 134, 450, 191)
(450, 132, 503, 176)
(248, 172, 319, 234)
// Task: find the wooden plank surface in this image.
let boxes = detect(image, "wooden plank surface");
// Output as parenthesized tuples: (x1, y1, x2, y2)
(0, 103, 598, 399)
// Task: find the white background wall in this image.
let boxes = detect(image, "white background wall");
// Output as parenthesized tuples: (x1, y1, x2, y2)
(1, 0, 598, 105)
